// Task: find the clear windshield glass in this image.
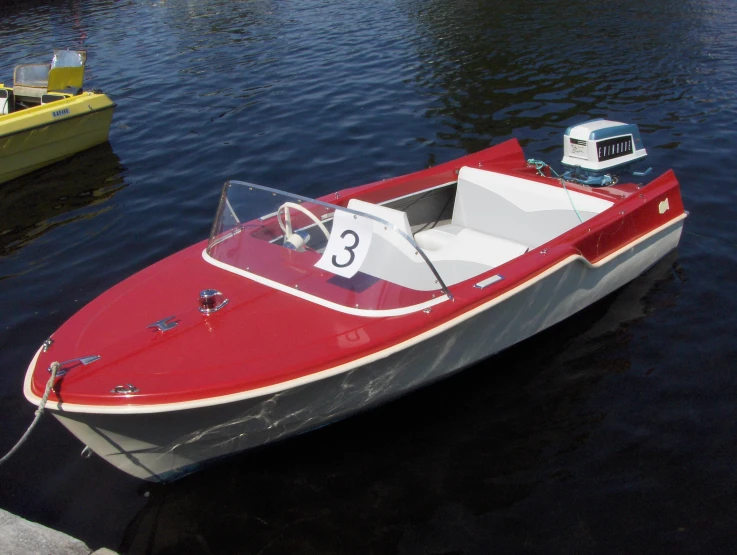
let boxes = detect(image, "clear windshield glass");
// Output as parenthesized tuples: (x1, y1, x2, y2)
(206, 181, 450, 314)
(52, 49, 86, 68)
(14, 64, 50, 87)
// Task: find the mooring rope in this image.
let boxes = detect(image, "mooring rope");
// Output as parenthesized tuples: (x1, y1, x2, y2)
(0, 362, 59, 466)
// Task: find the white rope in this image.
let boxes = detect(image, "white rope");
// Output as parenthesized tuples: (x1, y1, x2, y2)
(0, 361, 59, 466)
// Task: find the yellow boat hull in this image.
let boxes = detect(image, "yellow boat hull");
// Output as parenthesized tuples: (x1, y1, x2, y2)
(0, 91, 115, 184)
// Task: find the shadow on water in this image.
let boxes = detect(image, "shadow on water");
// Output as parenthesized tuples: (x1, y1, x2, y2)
(0, 142, 127, 258)
(119, 253, 684, 555)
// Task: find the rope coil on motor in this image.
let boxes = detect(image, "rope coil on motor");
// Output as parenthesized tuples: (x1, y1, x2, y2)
(0, 361, 59, 466)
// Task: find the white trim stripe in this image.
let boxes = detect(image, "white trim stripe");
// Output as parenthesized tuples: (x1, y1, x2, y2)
(202, 250, 449, 317)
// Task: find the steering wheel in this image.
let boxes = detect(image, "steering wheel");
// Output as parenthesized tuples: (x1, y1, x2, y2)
(277, 202, 331, 245)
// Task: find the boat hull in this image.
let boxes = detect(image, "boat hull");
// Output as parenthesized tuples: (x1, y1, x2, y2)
(47, 218, 683, 481)
(0, 92, 115, 184)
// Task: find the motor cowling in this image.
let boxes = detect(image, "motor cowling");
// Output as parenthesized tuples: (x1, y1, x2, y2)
(561, 119, 648, 186)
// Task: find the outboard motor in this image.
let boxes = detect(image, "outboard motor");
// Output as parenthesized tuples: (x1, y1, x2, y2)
(561, 120, 649, 186)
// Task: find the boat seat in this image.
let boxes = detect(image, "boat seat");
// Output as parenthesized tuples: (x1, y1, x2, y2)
(346, 198, 413, 238)
(413, 224, 464, 250)
(451, 166, 613, 248)
(344, 199, 528, 290)
(13, 50, 86, 103)
(340, 199, 445, 291)
(415, 225, 529, 271)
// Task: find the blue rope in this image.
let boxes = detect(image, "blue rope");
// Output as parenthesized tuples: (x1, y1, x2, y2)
(527, 158, 563, 178)
(527, 159, 583, 223)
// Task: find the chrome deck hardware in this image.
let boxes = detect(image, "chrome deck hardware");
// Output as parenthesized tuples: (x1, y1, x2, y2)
(110, 384, 139, 395)
(199, 289, 229, 314)
(147, 316, 178, 332)
(474, 274, 504, 289)
(48, 355, 101, 377)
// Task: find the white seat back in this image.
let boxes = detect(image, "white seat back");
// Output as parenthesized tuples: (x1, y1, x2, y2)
(342, 199, 444, 291)
(347, 199, 413, 237)
(453, 166, 613, 248)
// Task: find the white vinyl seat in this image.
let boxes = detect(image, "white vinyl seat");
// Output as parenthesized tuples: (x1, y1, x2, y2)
(413, 224, 464, 250)
(346, 198, 413, 238)
(343, 199, 442, 291)
(345, 199, 528, 290)
(415, 225, 529, 270)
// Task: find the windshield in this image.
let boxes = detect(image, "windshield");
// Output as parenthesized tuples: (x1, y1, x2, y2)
(205, 181, 451, 315)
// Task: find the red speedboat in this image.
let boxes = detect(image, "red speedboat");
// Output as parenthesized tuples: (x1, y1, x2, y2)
(24, 121, 686, 481)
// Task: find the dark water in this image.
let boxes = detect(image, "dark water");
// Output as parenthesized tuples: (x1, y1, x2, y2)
(1, 0, 736, 552)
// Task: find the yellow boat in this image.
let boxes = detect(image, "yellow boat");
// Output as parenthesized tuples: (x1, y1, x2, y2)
(0, 50, 116, 184)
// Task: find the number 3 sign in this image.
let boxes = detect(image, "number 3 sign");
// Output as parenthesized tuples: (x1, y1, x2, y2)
(315, 209, 373, 278)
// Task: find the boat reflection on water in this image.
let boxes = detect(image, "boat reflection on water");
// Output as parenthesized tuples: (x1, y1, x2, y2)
(0, 141, 126, 256)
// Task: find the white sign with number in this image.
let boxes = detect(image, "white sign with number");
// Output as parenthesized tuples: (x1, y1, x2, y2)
(315, 209, 373, 278)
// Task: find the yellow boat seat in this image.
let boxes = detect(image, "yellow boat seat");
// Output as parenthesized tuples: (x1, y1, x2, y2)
(13, 50, 86, 103)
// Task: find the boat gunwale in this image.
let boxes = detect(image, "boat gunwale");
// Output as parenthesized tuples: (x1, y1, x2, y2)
(0, 94, 116, 140)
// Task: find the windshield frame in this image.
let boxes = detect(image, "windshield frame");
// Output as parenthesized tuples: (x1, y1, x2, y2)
(205, 181, 454, 315)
